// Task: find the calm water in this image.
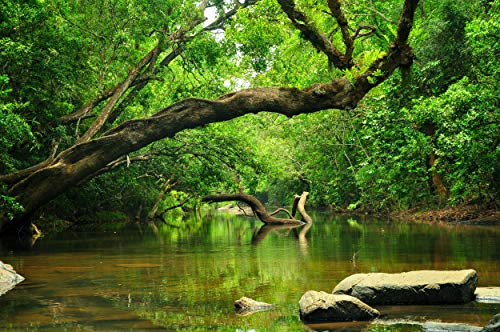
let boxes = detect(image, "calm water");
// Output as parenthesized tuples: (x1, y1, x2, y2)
(0, 212, 498, 331)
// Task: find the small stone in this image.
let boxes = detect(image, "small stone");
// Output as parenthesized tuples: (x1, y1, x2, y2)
(234, 297, 273, 316)
(0, 261, 25, 296)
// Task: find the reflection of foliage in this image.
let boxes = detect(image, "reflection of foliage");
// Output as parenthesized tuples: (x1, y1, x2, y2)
(156, 214, 203, 241)
(98, 214, 499, 331)
(4, 213, 497, 330)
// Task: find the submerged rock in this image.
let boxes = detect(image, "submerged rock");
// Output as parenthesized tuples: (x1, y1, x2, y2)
(0, 261, 24, 296)
(299, 290, 380, 322)
(333, 269, 477, 305)
(481, 313, 500, 332)
(234, 297, 273, 316)
(422, 321, 482, 332)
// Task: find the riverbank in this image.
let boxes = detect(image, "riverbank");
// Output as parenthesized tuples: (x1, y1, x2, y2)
(393, 204, 499, 225)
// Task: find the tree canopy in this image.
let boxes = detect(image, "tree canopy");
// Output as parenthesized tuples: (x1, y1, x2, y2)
(0, 0, 498, 234)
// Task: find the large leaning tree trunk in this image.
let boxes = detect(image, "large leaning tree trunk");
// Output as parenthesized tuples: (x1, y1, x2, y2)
(0, 0, 420, 235)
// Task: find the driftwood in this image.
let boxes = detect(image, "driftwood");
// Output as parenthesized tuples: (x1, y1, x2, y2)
(202, 192, 312, 225)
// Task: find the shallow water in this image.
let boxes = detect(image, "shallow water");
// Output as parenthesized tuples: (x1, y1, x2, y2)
(0, 212, 498, 331)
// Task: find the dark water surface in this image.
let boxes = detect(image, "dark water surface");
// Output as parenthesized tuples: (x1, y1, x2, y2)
(0, 212, 498, 331)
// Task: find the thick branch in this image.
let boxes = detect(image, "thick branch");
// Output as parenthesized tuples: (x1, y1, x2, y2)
(277, 0, 350, 69)
(77, 43, 161, 143)
(202, 193, 303, 225)
(4, 76, 377, 225)
(0, 140, 59, 185)
(327, 0, 354, 61)
(355, 0, 418, 90)
(76, 1, 255, 130)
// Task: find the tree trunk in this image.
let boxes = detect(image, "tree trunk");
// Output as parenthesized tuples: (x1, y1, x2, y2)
(148, 179, 175, 219)
(423, 122, 447, 204)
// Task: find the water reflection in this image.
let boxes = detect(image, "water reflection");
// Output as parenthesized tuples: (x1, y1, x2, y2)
(0, 212, 498, 331)
(251, 224, 305, 245)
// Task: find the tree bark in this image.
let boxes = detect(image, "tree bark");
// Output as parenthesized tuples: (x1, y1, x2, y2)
(202, 193, 304, 225)
(0, 0, 419, 235)
(294, 192, 312, 223)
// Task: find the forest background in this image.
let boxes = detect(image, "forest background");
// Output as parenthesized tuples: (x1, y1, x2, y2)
(0, 0, 498, 230)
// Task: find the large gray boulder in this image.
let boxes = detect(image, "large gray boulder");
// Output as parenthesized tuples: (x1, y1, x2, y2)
(333, 269, 477, 305)
(0, 261, 24, 296)
(299, 290, 380, 322)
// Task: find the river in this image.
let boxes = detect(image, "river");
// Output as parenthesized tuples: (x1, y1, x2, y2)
(0, 212, 498, 331)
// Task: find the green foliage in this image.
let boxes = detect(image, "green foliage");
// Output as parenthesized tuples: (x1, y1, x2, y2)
(412, 78, 498, 204)
(0, 75, 34, 173)
(0, 0, 497, 223)
(0, 191, 24, 221)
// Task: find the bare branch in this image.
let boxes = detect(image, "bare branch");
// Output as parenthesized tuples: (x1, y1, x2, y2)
(269, 208, 294, 219)
(294, 192, 312, 223)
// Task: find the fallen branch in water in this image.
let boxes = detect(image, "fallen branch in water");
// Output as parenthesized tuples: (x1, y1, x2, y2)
(202, 192, 312, 225)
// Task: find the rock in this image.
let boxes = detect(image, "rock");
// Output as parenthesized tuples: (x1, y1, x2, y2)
(299, 290, 380, 322)
(475, 287, 500, 303)
(234, 297, 273, 316)
(333, 270, 477, 305)
(0, 261, 25, 296)
(422, 321, 482, 332)
(481, 313, 500, 332)
(373, 319, 484, 332)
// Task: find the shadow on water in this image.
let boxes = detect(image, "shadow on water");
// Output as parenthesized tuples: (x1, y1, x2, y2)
(0, 211, 498, 331)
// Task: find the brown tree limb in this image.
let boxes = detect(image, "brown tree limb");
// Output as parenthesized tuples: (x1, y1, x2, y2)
(351, 24, 377, 40)
(160, 195, 192, 215)
(327, 0, 355, 62)
(148, 179, 178, 219)
(76, 43, 162, 143)
(277, 0, 351, 69)
(269, 208, 294, 219)
(202, 193, 304, 225)
(0, 140, 59, 185)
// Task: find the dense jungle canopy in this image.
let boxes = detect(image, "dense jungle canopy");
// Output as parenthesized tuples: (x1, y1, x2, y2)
(0, 0, 498, 234)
